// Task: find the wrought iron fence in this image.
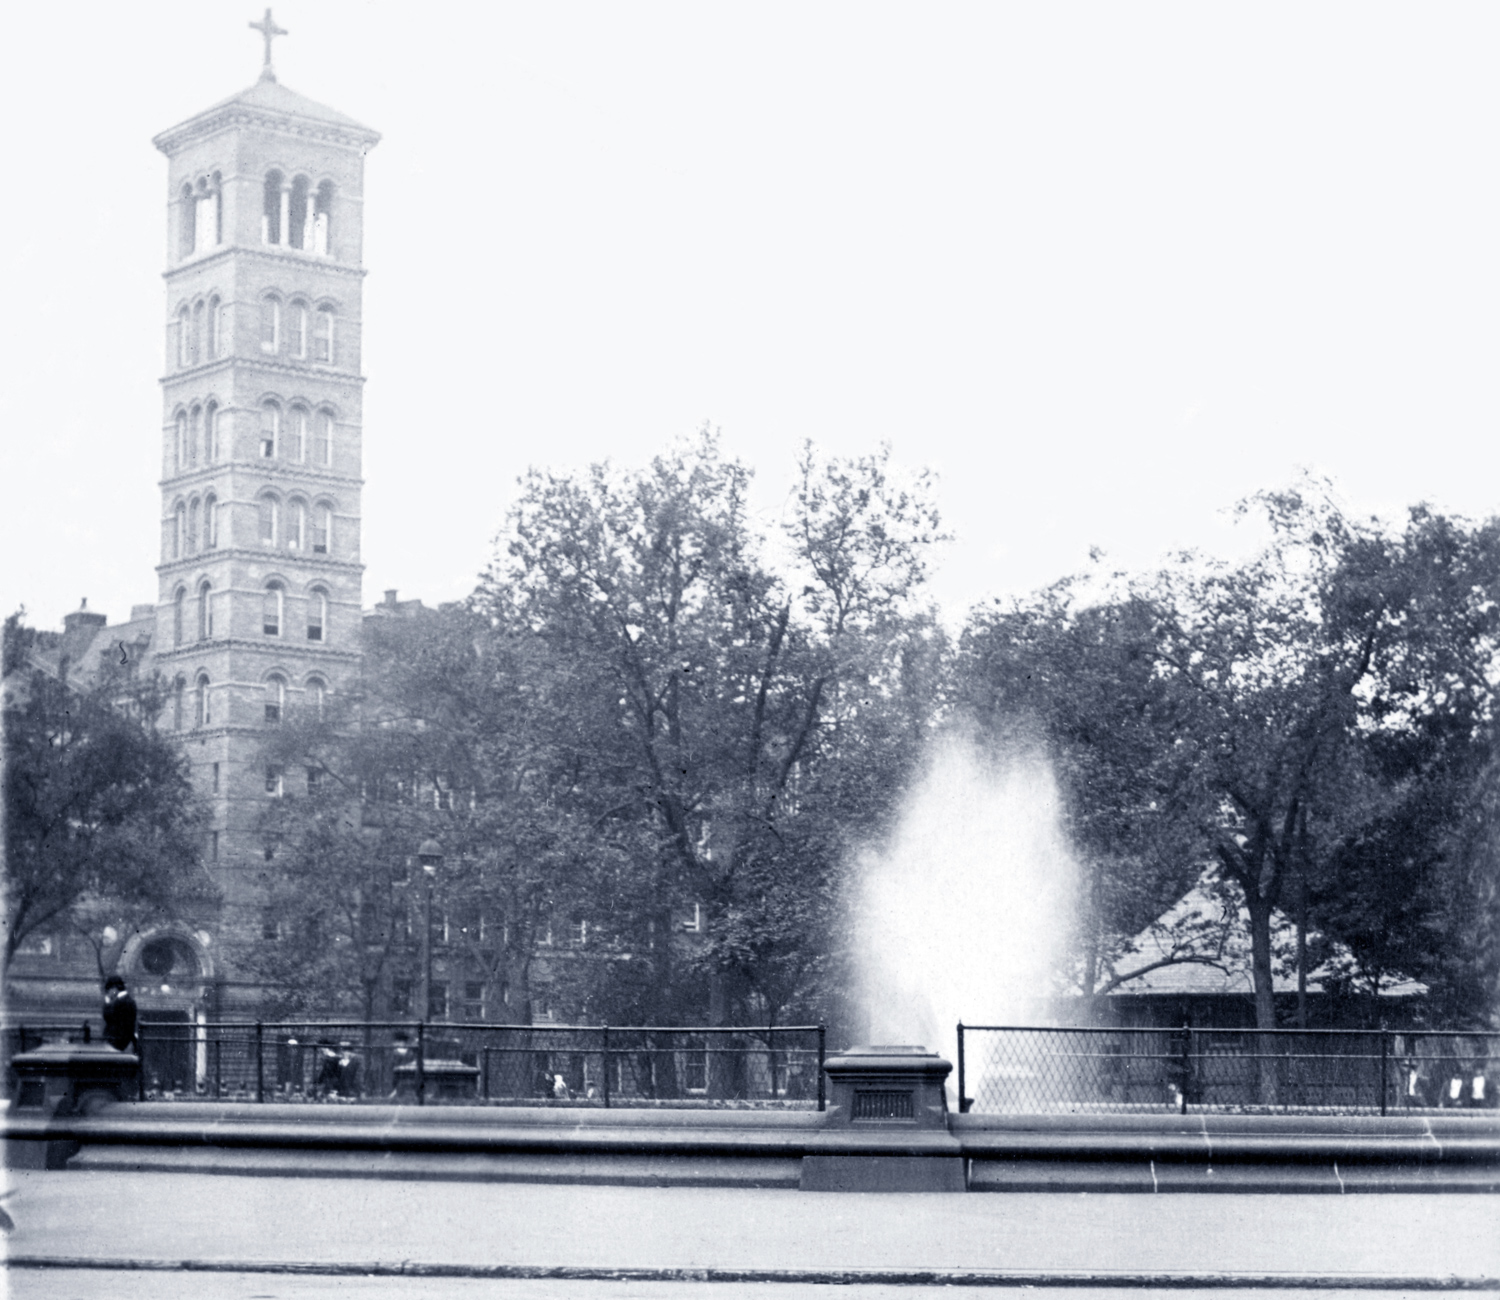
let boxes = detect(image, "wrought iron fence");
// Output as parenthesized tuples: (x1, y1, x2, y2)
(956, 1024, 1500, 1116)
(19, 1020, 828, 1109)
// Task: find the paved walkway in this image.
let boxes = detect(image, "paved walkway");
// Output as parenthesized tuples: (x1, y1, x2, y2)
(4, 1169, 1498, 1294)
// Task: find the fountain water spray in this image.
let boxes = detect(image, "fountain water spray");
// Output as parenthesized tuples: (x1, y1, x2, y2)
(852, 733, 1079, 1085)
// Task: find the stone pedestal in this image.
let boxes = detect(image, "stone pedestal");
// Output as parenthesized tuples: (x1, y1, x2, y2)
(5, 1042, 138, 1169)
(801, 1045, 966, 1192)
(394, 1058, 480, 1103)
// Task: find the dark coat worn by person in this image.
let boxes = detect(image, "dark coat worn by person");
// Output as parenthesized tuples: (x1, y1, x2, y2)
(102, 976, 138, 1053)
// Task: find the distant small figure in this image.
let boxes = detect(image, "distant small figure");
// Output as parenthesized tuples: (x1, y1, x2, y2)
(102, 975, 138, 1054)
(552, 1073, 570, 1099)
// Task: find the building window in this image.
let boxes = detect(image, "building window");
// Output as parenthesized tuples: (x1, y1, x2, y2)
(173, 675, 186, 730)
(203, 493, 218, 548)
(195, 673, 210, 726)
(260, 295, 281, 354)
(219, 299, 232, 356)
(264, 673, 286, 724)
(187, 498, 199, 554)
(211, 830, 219, 862)
(262, 170, 285, 246)
(173, 586, 185, 646)
(306, 765, 322, 794)
(189, 405, 202, 468)
(428, 983, 448, 1021)
(265, 765, 283, 797)
(263, 583, 284, 637)
(313, 411, 333, 467)
(262, 911, 279, 940)
(191, 300, 205, 367)
(314, 307, 335, 364)
(307, 589, 327, 642)
(193, 172, 222, 252)
(212, 762, 220, 793)
(260, 401, 280, 458)
(205, 401, 219, 462)
(312, 504, 332, 554)
(314, 181, 334, 255)
(290, 301, 308, 358)
(172, 501, 186, 559)
(208, 295, 222, 358)
(197, 580, 212, 640)
(258, 493, 279, 546)
(391, 980, 412, 1016)
(463, 983, 485, 1023)
(289, 175, 311, 249)
(287, 407, 307, 463)
(174, 412, 188, 472)
(179, 182, 195, 259)
(306, 677, 327, 719)
(286, 499, 306, 551)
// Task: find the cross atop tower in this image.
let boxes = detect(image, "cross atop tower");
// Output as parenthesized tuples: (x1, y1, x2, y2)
(249, 8, 288, 83)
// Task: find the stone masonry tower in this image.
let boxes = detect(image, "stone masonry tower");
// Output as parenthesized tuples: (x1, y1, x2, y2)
(150, 28, 378, 1010)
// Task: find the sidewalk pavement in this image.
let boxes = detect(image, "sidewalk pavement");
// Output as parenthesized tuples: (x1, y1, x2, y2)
(4, 1168, 1498, 1289)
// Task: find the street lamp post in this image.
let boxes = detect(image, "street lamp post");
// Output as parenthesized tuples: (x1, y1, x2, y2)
(416, 839, 444, 1029)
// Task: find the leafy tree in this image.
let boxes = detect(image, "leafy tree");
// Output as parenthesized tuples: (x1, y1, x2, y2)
(3, 612, 210, 971)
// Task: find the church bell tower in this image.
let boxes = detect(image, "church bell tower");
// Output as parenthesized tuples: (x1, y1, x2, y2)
(150, 18, 379, 1007)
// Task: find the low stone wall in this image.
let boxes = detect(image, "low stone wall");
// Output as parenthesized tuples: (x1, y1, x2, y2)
(6, 1102, 1499, 1192)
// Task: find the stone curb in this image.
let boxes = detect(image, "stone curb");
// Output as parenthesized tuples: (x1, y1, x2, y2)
(7, 1256, 1498, 1289)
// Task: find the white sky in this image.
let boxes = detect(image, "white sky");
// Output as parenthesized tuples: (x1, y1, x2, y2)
(4, 2, 1499, 632)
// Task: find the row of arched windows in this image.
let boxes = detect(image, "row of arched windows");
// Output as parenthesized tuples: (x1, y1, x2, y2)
(263, 171, 335, 254)
(170, 493, 218, 559)
(256, 492, 335, 553)
(170, 580, 331, 646)
(176, 296, 229, 369)
(260, 295, 337, 364)
(170, 669, 328, 730)
(258, 401, 336, 465)
(178, 172, 223, 260)
(173, 401, 221, 471)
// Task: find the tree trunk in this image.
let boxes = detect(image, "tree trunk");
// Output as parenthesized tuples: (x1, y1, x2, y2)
(1246, 893, 1280, 1105)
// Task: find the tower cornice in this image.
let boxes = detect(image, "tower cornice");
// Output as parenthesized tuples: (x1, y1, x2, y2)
(163, 245, 369, 283)
(153, 83, 380, 158)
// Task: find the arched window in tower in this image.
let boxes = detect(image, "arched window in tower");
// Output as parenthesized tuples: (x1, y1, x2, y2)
(313, 410, 334, 467)
(204, 493, 218, 548)
(205, 401, 219, 462)
(177, 306, 191, 369)
(290, 175, 311, 251)
(208, 295, 222, 358)
(173, 586, 186, 647)
(289, 300, 308, 358)
(197, 580, 212, 640)
(189, 405, 202, 467)
(195, 173, 222, 250)
(312, 502, 332, 554)
(196, 673, 211, 727)
(187, 497, 200, 554)
(260, 295, 281, 354)
(179, 183, 196, 259)
(307, 588, 328, 642)
(173, 502, 186, 558)
(314, 182, 334, 256)
(173, 675, 186, 730)
(191, 300, 205, 366)
(260, 401, 280, 458)
(174, 411, 188, 472)
(263, 582, 284, 637)
(314, 307, 335, 364)
(258, 493, 280, 546)
(262, 170, 285, 245)
(264, 673, 287, 725)
(306, 676, 327, 719)
(286, 498, 306, 551)
(287, 406, 307, 462)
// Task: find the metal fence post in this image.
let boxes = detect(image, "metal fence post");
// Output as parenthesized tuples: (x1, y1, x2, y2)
(416, 1020, 426, 1106)
(1379, 1032, 1389, 1117)
(817, 1025, 826, 1112)
(255, 1022, 264, 1103)
(957, 1022, 967, 1114)
(1179, 1024, 1192, 1115)
(602, 1026, 611, 1109)
(138, 1029, 146, 1101)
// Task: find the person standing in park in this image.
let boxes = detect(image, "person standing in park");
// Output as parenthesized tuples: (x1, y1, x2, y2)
(101, 975, 138, 1054)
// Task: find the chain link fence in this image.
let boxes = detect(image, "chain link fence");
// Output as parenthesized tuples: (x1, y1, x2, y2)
(65, 1021, 828, 1109)
(956, 1025, 1500, 1116)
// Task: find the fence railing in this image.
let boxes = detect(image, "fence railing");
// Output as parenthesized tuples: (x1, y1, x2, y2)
(956, 1024, 1500, 1116)
(6, 1021, 826, 1110)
